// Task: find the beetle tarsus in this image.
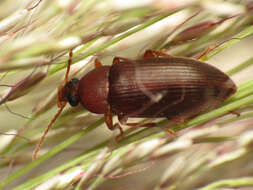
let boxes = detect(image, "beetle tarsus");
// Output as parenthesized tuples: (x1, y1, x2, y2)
(143, 49, 173, 59)
(118, 114, 156, 128)
(167, 129, 176, 136)
(196, 45, 217, 60)
(104, 106, 125, 141)
(114, 123, 124, 142)
(230, 110, 240, 117)
(113, 57, 132, 65)
(124, 122, 156, 128)
(95, 58, 103, 68)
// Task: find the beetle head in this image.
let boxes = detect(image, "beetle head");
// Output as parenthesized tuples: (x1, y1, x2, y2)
(58, 78, 80, 107)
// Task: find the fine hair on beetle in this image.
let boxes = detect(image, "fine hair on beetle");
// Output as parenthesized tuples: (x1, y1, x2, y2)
(127, 72, 183, 120)
(32, 49, 237, 160)
(134, 65, 186, 118)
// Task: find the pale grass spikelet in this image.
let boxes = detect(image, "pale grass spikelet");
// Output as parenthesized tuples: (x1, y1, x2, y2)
(0, 56, 50, 72)
(196, 177, 253, 190)
(34, 174, 62, 190)
(239, 130, 253, 148)
(155, 157, 186, 190)
(178, 125, 219, 140)
(202, 1, 246, 15)
(151, 139, 192, 158)
(108, 0, 153, 10)
(0, 9, 29, 35)
(101, 144, 136, 176)
(207, 129, 253, 169)
(56, 167, 84, 189)
(57, 0, 73, 9)
(77, 148, 109, 188)
(208, 148, 247, 168)
(35, 167, 84, 190)
(0, 130, 17, 151)
(57, 36, 81, 50)
(124, 138, 166, 162)
(0, 70, 46, 103)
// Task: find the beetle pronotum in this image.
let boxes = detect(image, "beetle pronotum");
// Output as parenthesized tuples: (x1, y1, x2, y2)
(32, 49, 237, 160)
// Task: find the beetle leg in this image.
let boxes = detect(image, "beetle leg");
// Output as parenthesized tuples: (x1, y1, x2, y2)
(57, 84, 67, 108)
(118, 113, 128, 124)
(167, 129, 176, 136)
(104, 104, 124, 137)
(120, 119, 176, 136)
(95, 58, 103, 68)
(196, 38, 240, 60)
(113, 57, 132, 65)
(118, 114, 175, 136)
(196, 45, 217, 60)
(230, 110, 240, 117)
(118, 113, 157, 128)
(124, 122, 156, 127)
(143, 50, 174, 59)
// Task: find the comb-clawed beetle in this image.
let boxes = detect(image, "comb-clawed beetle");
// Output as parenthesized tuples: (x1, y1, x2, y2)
(33, 49, 237, 160)
(62, 50, 237, 131)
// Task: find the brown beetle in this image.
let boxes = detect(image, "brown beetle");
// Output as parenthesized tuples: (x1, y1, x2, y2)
(33, 50, 237, 160)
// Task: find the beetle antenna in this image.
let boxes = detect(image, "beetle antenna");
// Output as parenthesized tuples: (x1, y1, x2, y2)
(32, 50, 73, 160)
(196, 37, 241, 60)
(32, 105, 65, 160)
(65, 50, 72, 84)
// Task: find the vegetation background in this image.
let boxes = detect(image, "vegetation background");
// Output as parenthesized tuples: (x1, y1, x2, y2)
(0, 0, 253, 189)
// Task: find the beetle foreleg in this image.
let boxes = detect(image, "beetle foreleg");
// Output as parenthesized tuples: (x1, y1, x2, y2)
(104, 104, 124, 137)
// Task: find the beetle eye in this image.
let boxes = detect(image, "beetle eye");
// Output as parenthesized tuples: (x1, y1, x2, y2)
(66, 78, 79, 88)
(71, 78, 79, 84)
(66, 81, 72, 88)
(66, 92, 79, 106)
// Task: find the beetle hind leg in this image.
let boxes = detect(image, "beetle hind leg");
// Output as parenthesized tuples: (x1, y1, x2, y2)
(118, 114, 157, 128)
(122, 122, 156, 128)
(121, 117, 176, 136)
